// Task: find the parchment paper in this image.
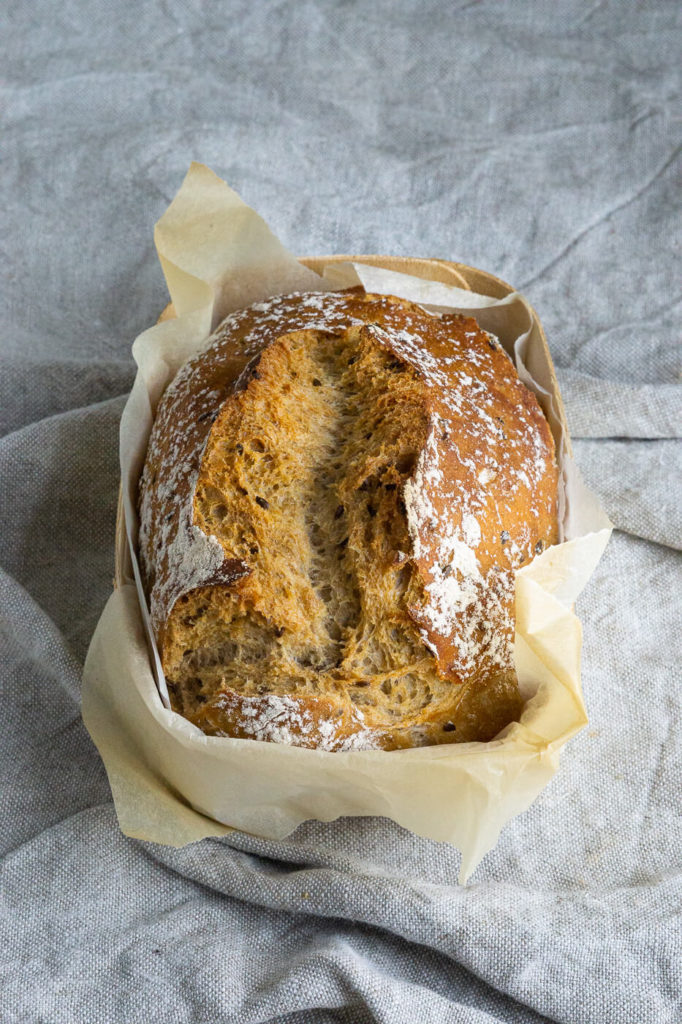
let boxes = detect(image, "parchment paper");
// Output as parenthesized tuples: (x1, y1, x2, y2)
(82, 162, 611, 881)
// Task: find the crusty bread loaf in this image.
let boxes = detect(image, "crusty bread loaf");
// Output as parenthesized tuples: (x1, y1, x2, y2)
(138, 288, 558, 751)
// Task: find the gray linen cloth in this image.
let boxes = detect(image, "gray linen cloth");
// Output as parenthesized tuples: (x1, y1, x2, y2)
(1, 2, 680, 1021)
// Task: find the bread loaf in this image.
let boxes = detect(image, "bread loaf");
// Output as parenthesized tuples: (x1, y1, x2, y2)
(138, 288, 559, 751)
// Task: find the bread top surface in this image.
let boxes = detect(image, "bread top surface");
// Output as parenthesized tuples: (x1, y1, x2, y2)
(138, 289, 559, 751)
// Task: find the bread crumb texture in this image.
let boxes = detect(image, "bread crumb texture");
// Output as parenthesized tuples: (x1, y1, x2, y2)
(139, 290, 558, 751)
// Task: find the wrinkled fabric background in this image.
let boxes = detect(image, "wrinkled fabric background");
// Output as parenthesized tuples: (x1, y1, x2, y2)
(2, 1, 681, 1022)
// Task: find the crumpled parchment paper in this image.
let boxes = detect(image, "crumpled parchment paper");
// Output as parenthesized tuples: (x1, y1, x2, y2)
(83, 163, 611, 881)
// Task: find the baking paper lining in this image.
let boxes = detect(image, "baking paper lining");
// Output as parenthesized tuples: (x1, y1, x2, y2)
(83, 163, 611, 881)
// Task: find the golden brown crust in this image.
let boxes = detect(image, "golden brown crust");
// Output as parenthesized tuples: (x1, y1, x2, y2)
(138, 290, 558, 751)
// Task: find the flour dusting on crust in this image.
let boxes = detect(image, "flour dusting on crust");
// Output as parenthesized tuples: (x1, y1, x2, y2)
(212, 692, 380, 751)
(362, 318, 552, 679)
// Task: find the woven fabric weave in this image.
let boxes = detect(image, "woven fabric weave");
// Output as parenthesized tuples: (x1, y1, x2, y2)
(1, 2, 680, 1021)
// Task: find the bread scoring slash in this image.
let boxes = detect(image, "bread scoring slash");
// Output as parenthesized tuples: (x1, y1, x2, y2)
(138, 289, 558, 751)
